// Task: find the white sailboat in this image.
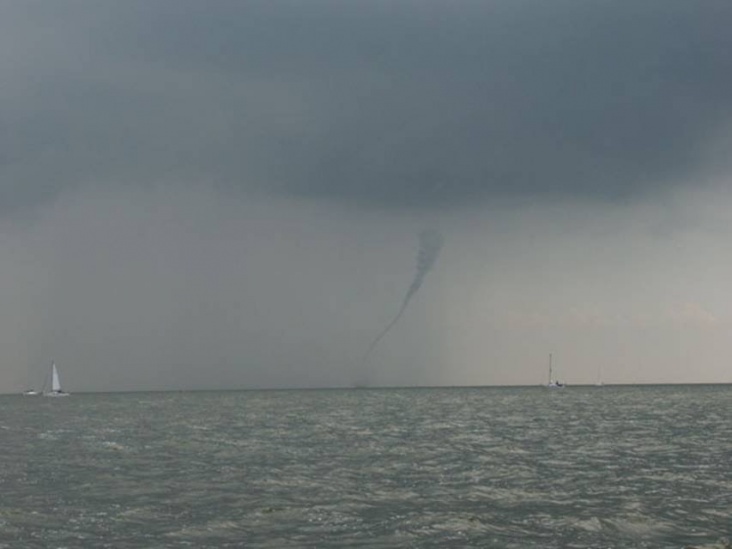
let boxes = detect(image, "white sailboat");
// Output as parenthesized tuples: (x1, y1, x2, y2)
(23, 366, 41, 395)
(44, 362, 70, 397)
(595, 363, 604, 387)
(547, 353, 565, 388)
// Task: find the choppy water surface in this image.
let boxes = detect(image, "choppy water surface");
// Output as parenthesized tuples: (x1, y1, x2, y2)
(1, 385, 731, 548)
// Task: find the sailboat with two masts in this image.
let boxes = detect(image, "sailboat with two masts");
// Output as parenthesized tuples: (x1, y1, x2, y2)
(44, 362, 70, 397)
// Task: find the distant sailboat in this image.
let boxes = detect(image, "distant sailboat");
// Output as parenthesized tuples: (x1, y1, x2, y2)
(23, 366, 41, 396)
(595, 363, 604, 387)
(44, 362, 70, 397)
(547, 353, 565, 388)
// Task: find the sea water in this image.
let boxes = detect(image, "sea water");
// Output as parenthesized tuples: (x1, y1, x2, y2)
(1, 385, 730, 548)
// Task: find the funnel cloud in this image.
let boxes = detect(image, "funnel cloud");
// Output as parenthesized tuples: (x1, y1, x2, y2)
(362, 228, 443, 366)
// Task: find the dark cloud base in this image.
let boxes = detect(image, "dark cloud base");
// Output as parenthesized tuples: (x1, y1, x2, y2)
(1, 0, 731, 213)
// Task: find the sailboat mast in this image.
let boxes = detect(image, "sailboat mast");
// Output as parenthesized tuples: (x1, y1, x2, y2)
(548, 353, 553, 384)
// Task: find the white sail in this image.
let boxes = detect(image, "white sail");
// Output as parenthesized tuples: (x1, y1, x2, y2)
(52, 363, 61, 392)
(44, 361, 70, 397)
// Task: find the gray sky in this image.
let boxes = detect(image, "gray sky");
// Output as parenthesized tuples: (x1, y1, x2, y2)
(2, 1, 732, 391)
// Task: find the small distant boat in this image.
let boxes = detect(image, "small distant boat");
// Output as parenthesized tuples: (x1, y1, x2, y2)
(547, 353, 565, 389)
(44, 362, 70, 397)
(23, 367, 42, 395)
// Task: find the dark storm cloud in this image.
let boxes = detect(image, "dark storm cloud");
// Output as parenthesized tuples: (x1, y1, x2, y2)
(2, 0, 731, 213)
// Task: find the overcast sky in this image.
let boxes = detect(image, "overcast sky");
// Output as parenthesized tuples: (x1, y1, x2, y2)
(2, 0, 732, 392)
